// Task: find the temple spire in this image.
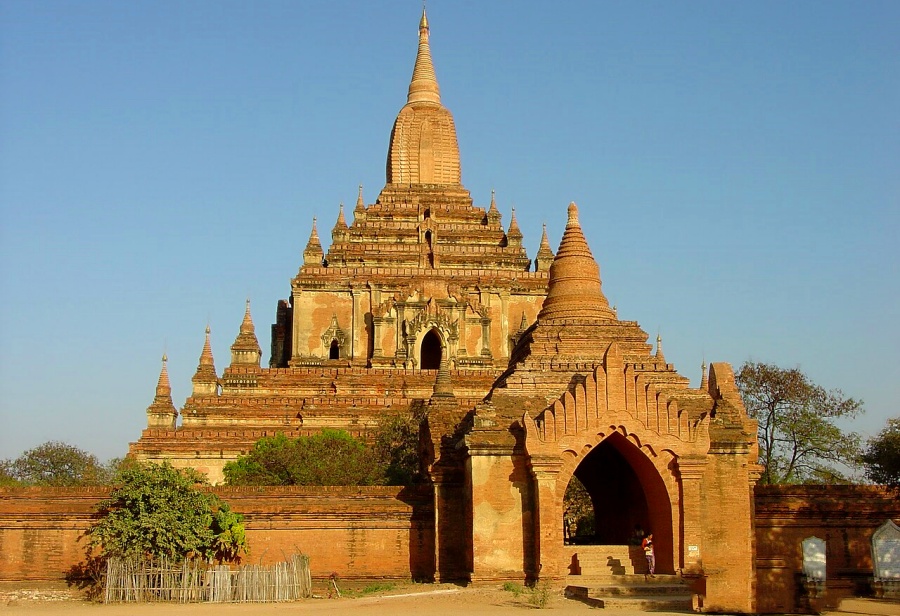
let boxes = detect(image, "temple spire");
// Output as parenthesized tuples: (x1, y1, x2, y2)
(147, 354, 177, 428)
(303, 217, 324, 266)
(408, 6, 441, 104)
(230, 299, 262, 367)
(487, 189, 501, 226)
(432, 355, 455, 398)
(537, 202, 615, 323)
(355, 184, 365, 213)
(656, 333, 666, 362)
(507, 207, 523, 242)
(332, 203, 349, 242)
(700, 360, 709, 391)
(192, 325, 219, 396)
(534, 223, 554, 272)
(386, 10, 460, 185)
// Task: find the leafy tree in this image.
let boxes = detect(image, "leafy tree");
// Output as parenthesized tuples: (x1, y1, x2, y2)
(224, 429, 384, 486)
(89, 462, 247, 563)
(1, 441, 112, 486)
(0, 462, 20, 487)
(563, 476, 594, 541)
(736, 361, 863, 485)
(373, 412, 422, 485)
(860, 417, 900, 488)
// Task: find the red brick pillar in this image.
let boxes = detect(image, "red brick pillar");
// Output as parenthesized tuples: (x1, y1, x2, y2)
(531, 456, 564, 580)
(677, 455, 708, 574)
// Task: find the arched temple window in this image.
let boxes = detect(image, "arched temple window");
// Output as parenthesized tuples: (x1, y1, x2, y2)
(329, 339, 340, 360)
(420, 329, 442, 370)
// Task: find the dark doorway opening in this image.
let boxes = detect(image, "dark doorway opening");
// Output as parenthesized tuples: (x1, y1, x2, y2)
(420, 329, 442, 369)
(562, 433, 674, 573)
(329, 339, 340, 360)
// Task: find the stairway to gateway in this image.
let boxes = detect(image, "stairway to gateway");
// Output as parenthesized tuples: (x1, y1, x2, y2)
(564, 545, 694, 611)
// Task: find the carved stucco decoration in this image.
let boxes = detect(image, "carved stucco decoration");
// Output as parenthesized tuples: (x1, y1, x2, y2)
(321, 314, 348, 358)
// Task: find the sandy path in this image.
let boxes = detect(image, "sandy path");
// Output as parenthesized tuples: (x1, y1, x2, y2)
(1, 583, 695, 616)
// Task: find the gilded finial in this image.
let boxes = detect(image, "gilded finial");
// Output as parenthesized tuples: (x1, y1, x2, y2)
(408, 4, 440, 104)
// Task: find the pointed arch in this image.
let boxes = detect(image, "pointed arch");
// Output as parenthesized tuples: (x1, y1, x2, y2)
(559, 433, 674, 572)
(420, 328, 442, 369)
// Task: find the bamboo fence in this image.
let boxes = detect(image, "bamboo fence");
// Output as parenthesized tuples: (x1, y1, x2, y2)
(104, 554, 312, 603)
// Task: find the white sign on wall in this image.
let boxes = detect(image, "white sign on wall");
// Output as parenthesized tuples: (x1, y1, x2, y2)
(802, 536, 826, 581)
(872, 520, 900, 581)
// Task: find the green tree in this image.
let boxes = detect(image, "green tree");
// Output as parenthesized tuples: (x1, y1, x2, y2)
(224, 429, 384, 486)
(860, 417, 900, 488)
(2, 441, 112, 486)
(89, 462, 247, 563)
(563, 476, 594, 541)
(736, 361, 863, 485)
(0, 462, 20, 487)
(373, 412, 422, 485)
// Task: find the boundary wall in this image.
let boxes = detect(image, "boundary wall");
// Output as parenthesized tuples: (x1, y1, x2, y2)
(3, 482, 899, 614)
(754, 484, 899, 613)
(0, 485, 434, 582)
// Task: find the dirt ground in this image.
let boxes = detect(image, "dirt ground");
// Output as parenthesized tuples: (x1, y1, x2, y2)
(0, 580, 696, 616)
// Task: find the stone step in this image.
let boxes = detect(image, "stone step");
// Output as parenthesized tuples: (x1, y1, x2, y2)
(566, 585, 693, 612)
(563, 546, 648, 576)
(594, 595, 693, 611)
(567, 574, 685, 589)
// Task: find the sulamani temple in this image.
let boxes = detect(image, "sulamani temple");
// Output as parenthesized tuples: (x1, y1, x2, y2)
(129, 10, 763, 611)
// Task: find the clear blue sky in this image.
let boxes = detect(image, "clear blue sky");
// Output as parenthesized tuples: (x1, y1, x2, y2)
(1, 1, 897, 463)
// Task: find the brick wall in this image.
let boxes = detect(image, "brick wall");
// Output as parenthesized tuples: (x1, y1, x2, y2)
(755, 485, 900, 613)
(5, 481, 898, 611)
(0, 485, 434, 582)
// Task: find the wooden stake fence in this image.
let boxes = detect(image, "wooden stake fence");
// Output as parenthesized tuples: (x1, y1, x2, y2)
(104, 554, 312, 603)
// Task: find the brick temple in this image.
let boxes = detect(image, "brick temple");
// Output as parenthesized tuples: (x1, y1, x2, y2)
(130, 10, 762, 612)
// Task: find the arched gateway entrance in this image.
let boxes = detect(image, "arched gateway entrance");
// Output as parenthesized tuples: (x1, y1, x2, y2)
(562, 433, 674, 574)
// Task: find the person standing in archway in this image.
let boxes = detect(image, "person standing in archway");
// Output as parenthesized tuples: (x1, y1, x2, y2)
(642, 532, 655, 577)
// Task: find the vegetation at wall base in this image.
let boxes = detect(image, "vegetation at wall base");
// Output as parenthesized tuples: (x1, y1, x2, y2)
(88, 462, 247, 563)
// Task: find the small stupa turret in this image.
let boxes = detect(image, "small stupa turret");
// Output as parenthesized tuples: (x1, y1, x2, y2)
(332, 203, 349, 242)
(487, 189, 502, 226)
(506, 207, 523, 247)
(147, 354, 177, 428)
(536, 202, 615, 323)
(432, 355, 455, 398)
(230, 299, 262, 367)
(534, 223, 554, 272)
(303, 217, 324, 266)
(191, 325, 219, 396)
(353, 184, 366, 223)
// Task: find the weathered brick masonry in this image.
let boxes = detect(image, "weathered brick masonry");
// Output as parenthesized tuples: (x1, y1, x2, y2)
(0, 486, 433, 582)
(25, 8, 885, 613)
(2, 484, 896, 614)
(754, 485, 900, 613)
